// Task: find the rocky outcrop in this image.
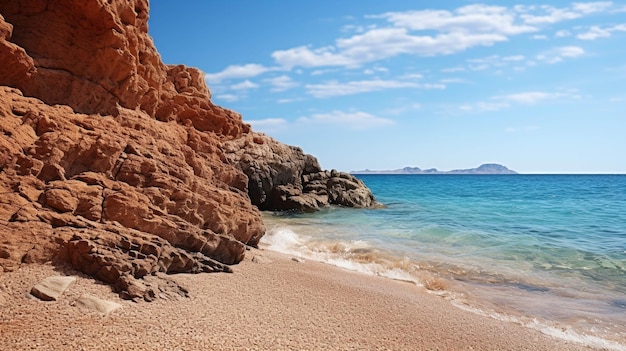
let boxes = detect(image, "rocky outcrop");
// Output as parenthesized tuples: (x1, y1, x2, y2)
(0, 0, 246, 137)
(0, 0, 378, 300)
(0, 87, 264, 299)
(225, 133, 377, 212)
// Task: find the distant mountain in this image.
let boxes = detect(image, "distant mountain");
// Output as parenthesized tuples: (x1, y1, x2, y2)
(351, 163, 518, 175)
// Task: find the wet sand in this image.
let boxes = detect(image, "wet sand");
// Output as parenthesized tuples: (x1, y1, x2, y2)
(0, 247, 598, 350)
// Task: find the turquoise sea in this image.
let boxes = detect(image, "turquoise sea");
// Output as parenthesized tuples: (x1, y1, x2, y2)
(260, 175, 626, 350)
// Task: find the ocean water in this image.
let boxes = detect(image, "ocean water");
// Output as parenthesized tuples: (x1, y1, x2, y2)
(260, 175, 626, 349)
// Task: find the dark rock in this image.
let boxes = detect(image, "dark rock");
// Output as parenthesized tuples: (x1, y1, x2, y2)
(225, 134, 379, 212)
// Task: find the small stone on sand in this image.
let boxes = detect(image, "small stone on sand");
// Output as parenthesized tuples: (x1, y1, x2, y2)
(75, 294, 122, 315)
(30, 276, 76, 301)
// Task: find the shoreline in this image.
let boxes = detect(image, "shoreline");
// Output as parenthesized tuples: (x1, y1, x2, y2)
(0, 246, 612, 350)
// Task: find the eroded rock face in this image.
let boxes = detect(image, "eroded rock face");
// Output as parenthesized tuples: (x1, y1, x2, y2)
(0, 87, 263, 299)
(0, 0, 247, 137)
(225, 133, 377, 212)
(0, 0, 378, 300)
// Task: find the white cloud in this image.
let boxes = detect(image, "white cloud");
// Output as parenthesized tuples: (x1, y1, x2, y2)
(363, 66, 389, 75)
(555, 29, 572, 37)
(441, 66, 466, 73)
(336, 27, 509, 61)
(536, 46, 584, 63)
(230, 80, 259, 90)
(469, 63, 490, 71)
(385, 103, 423, 115)
(577, 24, 626, 40)
(342, 24, 377, 34)
(500, 91, 562, 104)
(214, 94, 239, 102)
(376, 4, 536, 35)
(205, 64, 271, 83)
(558, 46, 586, 57)
(207, 3, 617, 85)
(264, 75, 298, 92)
(460, 90, 578, 112)
(609, 96, 626, 102)
(533, 34, 549, 40)
(466, 54, 527, 71)
(269, 4, 552, 70)
(272, 45, 357, 69)
(400, 73, 424, 80)
(519, 2, 613, 25)
(277, 98, 304, 104)
(503, 55, 525, 61)
(572, 2, 614, 14)
(305, 79, 442, 98)
(297, 110, 394, 129)
(440, 78, 468, 84)
(459, 101, 510, 112)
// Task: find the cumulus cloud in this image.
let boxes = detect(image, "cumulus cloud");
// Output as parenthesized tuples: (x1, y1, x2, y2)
(363, 66, 389, 75)
(459, 101, 510, 112)
(305, 79, 443, 98)
(441, 66, 466, 73)
(460, 90, 579, 112)
(264, 75, 299, 92)
(297, 110, 395, 129)
(385, 103, 423, 115)
(464, 54, 527, 71)
(230, 80, 259, 90)
(375, 5, 536, 35)
(205, 64, 272, 83)
(272, 46, 357, 69)
(277, 98, 304, 104)
(214, 94, 240, 102)
(572, 2, 614, 14)
(499, 91, 563, 104)
(206, 2, 616, 86)
(519, 2, 613, 25)
(338, 28, 508, 59)
(555, 29, 572, 37)
(269, 4, 544, 70)
(577, 24, 626, 40)
(536, 46, 584, 63)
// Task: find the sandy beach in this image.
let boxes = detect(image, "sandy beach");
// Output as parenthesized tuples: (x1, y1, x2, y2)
(0, 247, 600, 351)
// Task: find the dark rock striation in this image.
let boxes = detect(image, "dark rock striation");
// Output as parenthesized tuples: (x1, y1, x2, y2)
(0, 0, 377, 300)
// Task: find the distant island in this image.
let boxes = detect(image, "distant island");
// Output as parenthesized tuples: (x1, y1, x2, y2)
(352, 163, 518, 175)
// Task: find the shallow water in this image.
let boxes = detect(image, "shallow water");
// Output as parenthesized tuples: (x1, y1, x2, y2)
(260, 175, 626, 349)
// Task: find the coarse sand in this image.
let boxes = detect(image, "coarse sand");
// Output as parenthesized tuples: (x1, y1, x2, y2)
(0, 247, 599, 350)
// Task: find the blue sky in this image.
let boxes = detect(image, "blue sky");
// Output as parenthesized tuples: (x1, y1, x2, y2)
(148, 1, 626, 173)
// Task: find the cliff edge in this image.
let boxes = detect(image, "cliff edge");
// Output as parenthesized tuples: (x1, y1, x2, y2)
(0, 0, 376, 300)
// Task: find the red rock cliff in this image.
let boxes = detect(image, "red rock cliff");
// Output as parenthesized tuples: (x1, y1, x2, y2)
(0, 0, 246, 136)
(0, 0, 264, 300)
(0, 0, 376, 300)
